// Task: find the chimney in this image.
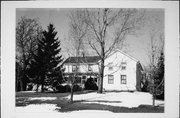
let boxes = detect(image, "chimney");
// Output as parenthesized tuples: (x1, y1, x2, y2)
(79, 49, 85, 57)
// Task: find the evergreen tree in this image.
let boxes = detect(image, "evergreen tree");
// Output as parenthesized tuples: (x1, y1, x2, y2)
(28, 44, 44, 92)
(30, 24, 64, 92)
(154, 52, 164, 99)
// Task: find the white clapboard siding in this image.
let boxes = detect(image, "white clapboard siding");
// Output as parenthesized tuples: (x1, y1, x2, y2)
(103, 50, 138, 91)
(64, 63, 99, 73)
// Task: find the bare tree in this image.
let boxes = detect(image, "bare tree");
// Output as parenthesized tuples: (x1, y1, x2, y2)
(82, 8, 144, 93)
(144, 10, 164, 106)
(148, 31, 164, 106)
(149, 30, 159, 107)
(68, 10, 88, 102)
(16, 17, 42, 91)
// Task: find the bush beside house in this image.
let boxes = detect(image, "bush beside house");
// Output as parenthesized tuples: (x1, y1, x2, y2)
(85, 78, 98, 90)
(55, 84, 83, 93)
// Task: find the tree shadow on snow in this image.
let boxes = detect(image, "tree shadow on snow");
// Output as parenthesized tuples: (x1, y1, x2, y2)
(57, 102, 164, 113)
(74, 100, 122, 103)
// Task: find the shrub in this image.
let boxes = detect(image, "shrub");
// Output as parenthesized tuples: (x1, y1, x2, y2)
(56, 85, 66, 92)
(64, 85, 71, 92)
(27, 83, 33, 91)
(73, 84, 82, 92)
(85, 78, 98, 90)
(141, 79, 164, 100)
(55, 84, 82, 93)
(155, 91, 164, 100)
(141, 80, 150, 92)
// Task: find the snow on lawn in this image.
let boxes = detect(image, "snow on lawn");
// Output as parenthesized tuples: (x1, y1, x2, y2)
(66, 92, 164, 108)
(15, 104, 59, 112)
(16, 92, 164, 113)
(71, 110, 113, 113)
(29, 97, 57, 101)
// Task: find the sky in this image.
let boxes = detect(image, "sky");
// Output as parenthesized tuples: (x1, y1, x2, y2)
(16, 8, 164, 67)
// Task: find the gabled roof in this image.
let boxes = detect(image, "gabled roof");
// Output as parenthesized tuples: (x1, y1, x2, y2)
(64, 56, 101, 64)
(64, 49, 140, 65)
(107, 49, 139, 62)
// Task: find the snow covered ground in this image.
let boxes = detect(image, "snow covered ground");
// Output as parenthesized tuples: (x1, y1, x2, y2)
(29, 97, 57, 101)
(15, 104, 59, 112)
(16, 92, 164, 113)
(66, 92, 164, 108)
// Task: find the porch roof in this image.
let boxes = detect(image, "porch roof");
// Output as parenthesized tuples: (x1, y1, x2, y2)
(64, 56, 100, 64)
(64, 72, 99, 76)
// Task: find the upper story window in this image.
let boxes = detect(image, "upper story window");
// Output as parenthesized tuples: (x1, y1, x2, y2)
(108, 62, 113, 71)
(82, 75, 86, 80)
(121, 62, 127, 70)
(121, 66, 126, 70)
(88, 64, 93, 71)
(72, 65, 77, 72)
(121, 62, 127, 64)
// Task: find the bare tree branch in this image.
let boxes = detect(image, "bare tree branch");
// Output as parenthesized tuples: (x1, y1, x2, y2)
(68, 8, 144, 93)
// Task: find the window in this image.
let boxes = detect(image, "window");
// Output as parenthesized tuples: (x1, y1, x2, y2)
(72, 65, 77, 72)
(121, 62, 127, 64)
(108, 62, 113, 70)
(82, 76, 86, 84)
(82, 75, 86, 80)
(88, 64, 93, 71)
(108, 75, 114, 84)
(121, 66, 126, 70)
(121, 75, 127, 84)
(75, 77, 81, 83)
(121, 62, 127, 70)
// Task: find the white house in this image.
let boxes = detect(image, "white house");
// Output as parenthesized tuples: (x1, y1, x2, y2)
(63, 49, 143, 91)
(63, 56, 100, 86)
(103, 49, 143, 91)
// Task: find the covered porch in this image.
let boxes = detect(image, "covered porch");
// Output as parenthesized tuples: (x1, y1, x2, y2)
(64, 72, 99, 88)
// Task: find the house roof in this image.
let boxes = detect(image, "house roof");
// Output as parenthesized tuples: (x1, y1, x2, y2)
(64, 72, 99, 76)
(64, 56, 101, 64)
(108, 49, 139, 62)
(64, 49, 141, 65)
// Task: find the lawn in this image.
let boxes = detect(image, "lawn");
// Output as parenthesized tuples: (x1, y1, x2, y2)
(16, 91, 164, 113)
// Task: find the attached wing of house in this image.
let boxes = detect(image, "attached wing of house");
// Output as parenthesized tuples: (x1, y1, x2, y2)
(63, 56, 101, 86)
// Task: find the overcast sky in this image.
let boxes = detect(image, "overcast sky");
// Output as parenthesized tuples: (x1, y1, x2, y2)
(16, 8, 164, 67)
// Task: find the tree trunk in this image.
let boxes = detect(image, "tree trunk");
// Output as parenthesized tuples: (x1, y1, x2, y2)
(20, 79, 24, 91)
(22, 81, 27, 91)
(98, 59, 104, 93)
(151, 72, 155, 107)
(153, 91, 155, 106)
(41, 83, 44, 92)
(41, 75, 45, 92)
(70, 83, 74, 103)
(98, 42, 105, 93)
(20, 75, 27, 91)
(36, 84, 39, 92)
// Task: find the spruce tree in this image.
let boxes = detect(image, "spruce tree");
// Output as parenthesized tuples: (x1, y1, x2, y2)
(154, 52, 164, 99)
(30, 24, 64, 92)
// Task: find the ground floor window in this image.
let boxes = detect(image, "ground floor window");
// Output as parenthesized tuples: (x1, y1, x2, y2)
(108, 75, 114, 84)
(75, 77, 81, 83)
(81, 75, 86, 84)
(121, 75, 127, 84)
(72, 65, 76, 72)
